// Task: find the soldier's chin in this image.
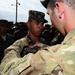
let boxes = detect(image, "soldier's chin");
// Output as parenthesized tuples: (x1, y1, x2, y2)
(38, 31, 42, 34)
(35, 34, 41, 37)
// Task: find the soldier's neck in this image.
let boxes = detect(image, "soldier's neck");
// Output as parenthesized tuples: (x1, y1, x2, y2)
(29, 34, 40, 42)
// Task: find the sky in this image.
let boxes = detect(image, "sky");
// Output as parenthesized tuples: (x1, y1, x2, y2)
(0, 0, 51, 24)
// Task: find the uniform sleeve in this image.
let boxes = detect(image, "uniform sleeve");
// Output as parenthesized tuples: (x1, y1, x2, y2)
(1, 44, 75, 75)
(0, 44, 61, 75)
(0, 38, 27, 71)
(44, 44, 75, 75)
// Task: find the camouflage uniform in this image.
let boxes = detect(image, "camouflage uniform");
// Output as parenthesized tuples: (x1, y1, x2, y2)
(0, 28, 75, 75)
(20, 34, 47, 57)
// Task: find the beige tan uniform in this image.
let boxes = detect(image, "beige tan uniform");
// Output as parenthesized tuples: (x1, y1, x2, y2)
(0, 29, 75, 75)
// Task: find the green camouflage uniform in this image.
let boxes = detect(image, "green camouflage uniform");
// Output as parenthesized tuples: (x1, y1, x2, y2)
(0, 29, 75, 75)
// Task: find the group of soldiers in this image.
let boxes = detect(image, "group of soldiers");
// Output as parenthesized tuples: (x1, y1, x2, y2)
(0, 10, 65, 63)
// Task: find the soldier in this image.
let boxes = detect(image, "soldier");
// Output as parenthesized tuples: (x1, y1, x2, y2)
(1, 0, 75, 75)
(14, 22, 28, 41)
(20, 10, 48, 57)
(0, 20, 14, 63)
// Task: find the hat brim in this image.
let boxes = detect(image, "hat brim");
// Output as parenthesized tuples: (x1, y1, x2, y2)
(35, 19, 48, 23)
(0, 23, 9, 26)
(40, 0, 50, 8)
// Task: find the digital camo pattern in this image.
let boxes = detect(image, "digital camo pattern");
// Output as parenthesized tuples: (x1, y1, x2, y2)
(0, 29, 75, 75)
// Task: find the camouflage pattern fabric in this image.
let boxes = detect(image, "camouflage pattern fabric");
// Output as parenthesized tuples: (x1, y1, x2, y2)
(0, 29, 75, 75)
(21, 34, 47, 57)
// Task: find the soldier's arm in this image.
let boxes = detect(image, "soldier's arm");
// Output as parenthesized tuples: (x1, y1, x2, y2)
(0, 44, 61, 75)
(0, 38, 28, 70)
(24, 44, 75, 75)
(1, 44, 75, 75)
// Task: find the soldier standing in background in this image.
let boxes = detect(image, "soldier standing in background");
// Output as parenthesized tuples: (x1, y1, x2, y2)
(0, 20, 14, 63)
(14, 22, 28, 41)
(20, 10, 48, 56)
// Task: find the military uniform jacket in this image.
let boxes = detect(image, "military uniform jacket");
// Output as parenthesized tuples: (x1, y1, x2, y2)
(0, 29, 75, 75)
(0, 33, 14, 63)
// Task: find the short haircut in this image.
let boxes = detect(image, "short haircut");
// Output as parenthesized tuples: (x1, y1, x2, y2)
(48, 0, 75, 9)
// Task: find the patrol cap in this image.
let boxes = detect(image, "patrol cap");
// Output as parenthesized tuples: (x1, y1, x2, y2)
(8, 22, 13, 25)
(40, 0, 50, 8)
(18, 22, 26, 26)
(29, 10, 48, 23)
(0, 19, 8, 26)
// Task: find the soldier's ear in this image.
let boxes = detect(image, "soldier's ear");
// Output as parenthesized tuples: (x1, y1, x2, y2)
(55, 2, 64, 19)
(27, 21, 30, 28)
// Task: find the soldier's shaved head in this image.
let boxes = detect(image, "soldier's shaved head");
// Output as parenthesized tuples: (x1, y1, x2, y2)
(47, 0, 75, 9)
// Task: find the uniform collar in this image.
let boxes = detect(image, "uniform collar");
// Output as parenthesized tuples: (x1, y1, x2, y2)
(62, 29, 75, 44)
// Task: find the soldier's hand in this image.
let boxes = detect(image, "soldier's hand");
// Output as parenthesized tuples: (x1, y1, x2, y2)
(29, 43, 44, 48)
